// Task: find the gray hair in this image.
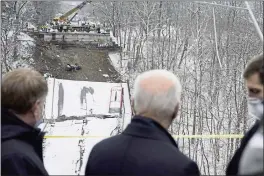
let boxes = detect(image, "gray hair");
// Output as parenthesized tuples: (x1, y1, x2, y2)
(133, 69, 182, 118)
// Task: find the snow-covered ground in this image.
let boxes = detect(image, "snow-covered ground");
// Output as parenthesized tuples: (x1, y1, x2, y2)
(42, 78, 132, 175)
(43, 118, 118, 175)
(108, 52, 133, 78)
(108, 52, 138, 97)
(108, 52, 123, 72)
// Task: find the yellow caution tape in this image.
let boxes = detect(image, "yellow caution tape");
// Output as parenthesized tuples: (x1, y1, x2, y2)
(44, 134, 244, 139)
(172, 134, 244, 139)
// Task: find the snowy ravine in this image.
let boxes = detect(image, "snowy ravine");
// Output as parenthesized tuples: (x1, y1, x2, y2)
(41, 78, 132, 175)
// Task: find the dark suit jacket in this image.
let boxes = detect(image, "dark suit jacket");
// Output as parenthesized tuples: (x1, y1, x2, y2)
(226, 120, 260, 175)
(85, 116, 200, 176)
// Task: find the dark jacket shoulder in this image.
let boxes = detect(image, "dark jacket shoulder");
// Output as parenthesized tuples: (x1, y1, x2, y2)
(2, 152, 46, 176)
(1, 108, 48, 176)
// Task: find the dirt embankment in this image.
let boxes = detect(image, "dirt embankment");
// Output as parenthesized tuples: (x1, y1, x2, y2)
(32, 42, 121, 82)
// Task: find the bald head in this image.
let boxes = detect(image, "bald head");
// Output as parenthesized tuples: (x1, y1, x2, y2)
(133, 70, 182, 128)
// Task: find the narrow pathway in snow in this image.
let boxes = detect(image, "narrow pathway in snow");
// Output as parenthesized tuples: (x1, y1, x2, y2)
(75, 120, 90, 175)
(43, 124, 55, 159)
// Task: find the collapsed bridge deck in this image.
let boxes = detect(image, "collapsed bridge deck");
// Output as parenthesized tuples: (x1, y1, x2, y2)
(41, 78, 132, 175)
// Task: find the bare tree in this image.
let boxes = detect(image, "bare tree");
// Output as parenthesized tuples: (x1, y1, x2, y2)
(94, 1, 263, 175)
(1, 1, 59, 73)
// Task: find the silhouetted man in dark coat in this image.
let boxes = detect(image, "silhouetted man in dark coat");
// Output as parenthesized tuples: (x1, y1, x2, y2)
(1, 68, 49, 176)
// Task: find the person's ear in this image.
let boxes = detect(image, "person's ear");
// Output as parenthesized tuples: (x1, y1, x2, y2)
(131, 99, 135, 115)
(131, 98, 134, 108)
(172, 104, 179, 120)
(31, 100, 41, 117)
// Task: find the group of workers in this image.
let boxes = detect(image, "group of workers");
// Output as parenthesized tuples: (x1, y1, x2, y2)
(1, 53, 263, 175)
(38, 20, 102, 33)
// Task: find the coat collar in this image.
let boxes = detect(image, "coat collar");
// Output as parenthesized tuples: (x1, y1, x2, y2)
(122, 115, 178, 148)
